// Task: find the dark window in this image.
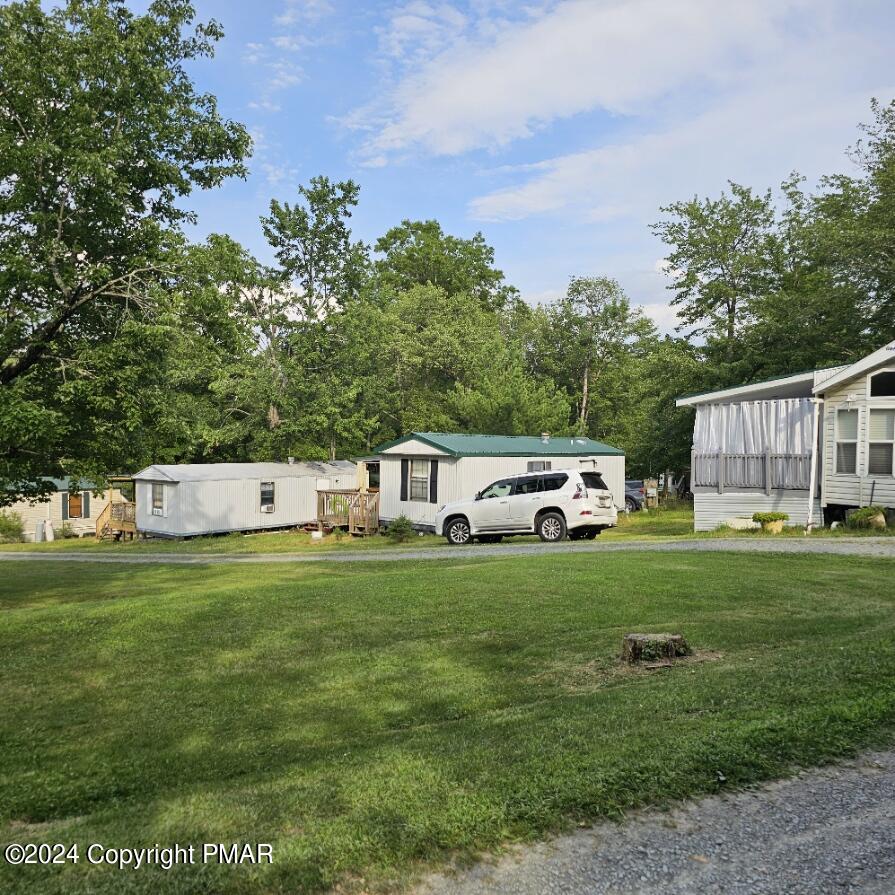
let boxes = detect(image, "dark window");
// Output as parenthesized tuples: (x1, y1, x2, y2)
(512, 476, 541, 495)
(260, 481, 275, 511)
(870, 371, 895, 397)
(479, 479, 513, 499)
(541, 473, 569, 492)
(527, 460, 551, 472)
(367, 462, 380, 490)
(580, 472, 609, 491)
(151, 483, 165, 515)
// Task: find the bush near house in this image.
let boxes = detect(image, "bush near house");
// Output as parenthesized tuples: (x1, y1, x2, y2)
(847, 506, 887, 529)
(0, 512, 24, 543)
(386, 514, 414, 542)
(752, 512, 790, 524)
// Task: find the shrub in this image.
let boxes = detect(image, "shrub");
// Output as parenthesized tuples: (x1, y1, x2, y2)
(752, 512, 789, 524)
(846, 506, 887, 529)
(386, 515, 414, 543)
(60, 522, 81, 539)
(0, 511, 25, 543)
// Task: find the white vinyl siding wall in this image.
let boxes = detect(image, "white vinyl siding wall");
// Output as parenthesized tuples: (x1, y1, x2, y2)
(821, 372, 895, 510)
(135, 465, 356, 537)
(6, 490, 114, 542)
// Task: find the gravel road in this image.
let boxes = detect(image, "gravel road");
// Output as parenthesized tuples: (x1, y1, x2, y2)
(418, 751, 895, 895)
(0, 537, 894, 564)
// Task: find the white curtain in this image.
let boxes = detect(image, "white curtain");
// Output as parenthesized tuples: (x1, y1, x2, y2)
(693, 399, 814, 454)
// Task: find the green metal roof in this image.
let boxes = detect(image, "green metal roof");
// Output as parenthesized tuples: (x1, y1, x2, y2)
(375, 432, 624, 457)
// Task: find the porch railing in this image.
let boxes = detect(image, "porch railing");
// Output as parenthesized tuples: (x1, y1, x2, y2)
(95, 500, 137, 539)
(692, 451, 813, 493)
(317, 489, 380, 535)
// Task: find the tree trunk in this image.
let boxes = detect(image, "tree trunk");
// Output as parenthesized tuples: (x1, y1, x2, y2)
(622, 633, 690, 664)
(579, 358, 590, 432)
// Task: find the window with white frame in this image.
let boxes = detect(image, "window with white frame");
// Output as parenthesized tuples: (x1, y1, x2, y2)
(868, 409, 895, 476)
(409, 459, 429, 501)
(151, 483, 165, 515)
(260, 481, 275, 512)
(835, 409, 858, 474)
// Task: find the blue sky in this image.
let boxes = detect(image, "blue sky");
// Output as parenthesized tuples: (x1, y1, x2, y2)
(182, 0, 895, 330)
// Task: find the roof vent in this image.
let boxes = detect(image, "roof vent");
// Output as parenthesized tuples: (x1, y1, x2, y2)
(540, 432, 550, 444)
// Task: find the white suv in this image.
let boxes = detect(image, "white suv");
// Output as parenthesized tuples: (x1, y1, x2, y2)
(435, 469, 617, 545)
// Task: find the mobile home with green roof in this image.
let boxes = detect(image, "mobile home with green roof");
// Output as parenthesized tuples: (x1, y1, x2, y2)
(374, 432, 625, 530)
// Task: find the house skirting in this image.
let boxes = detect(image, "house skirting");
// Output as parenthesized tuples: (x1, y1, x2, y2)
(693, 491, 821, 532)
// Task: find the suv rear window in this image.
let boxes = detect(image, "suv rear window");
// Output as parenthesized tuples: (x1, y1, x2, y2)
(540, 473, 569, 492)
(581, 472, 608, 491)
(512, 476, 541, 495)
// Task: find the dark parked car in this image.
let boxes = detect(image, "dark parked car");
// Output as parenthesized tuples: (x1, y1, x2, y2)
(624, 479, 644, 512)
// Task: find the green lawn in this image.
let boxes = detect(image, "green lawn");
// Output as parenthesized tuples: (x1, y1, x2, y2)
(2, 552, 894, 894)
(3, 505, 891, 554)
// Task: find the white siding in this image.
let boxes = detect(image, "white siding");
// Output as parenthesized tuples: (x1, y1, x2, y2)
(136, 469, 356, 537)
(821, 371, 895, 510)
(694, 492, 821, 532)
(6, 489, 114, 541)
(379, 454, 625, 528)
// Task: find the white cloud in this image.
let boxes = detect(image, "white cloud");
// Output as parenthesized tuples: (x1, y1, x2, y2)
(248, 99, 283, 113)
(352, 0, 816, 160)
(275, 0, 334, 26)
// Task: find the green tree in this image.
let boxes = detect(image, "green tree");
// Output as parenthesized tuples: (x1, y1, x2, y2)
(374, 219, 517, 311)
(0, 0, 250, 501)
(652, 183, 777, 350)
(532, 277, 655, 436)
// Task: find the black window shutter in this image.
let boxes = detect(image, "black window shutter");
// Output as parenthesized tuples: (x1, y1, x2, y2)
(61, 492, 69, 520)
(429, 459, 439, 503)
(400, 459, 409, 501)
(83, 491, 90, 518)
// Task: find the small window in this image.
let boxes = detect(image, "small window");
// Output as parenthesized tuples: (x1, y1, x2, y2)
(479, 479, 513, 499)
(868, 409, 895, 476)
(409, 459, 429, 501)
(870, 371, 895, 397)
(541, 473, 569, 492)
(527, 460, 551, 472)
(580, 472, 609, 491)
(367, 461, 380, 490)
(512, 476, 541, 495)
(260, 481, 275, 512)
(835, 409, 858, 474)
(151, 483, 165, 515)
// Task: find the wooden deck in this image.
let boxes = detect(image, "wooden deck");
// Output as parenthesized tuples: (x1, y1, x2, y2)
(317, 490, 380, 535)
(96, 500, 137, 540)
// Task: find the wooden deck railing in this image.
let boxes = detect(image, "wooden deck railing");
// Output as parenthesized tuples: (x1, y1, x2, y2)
(692, 451, 813, 493)
(317, 490, 380, 535)
(96, 500, 137, 539)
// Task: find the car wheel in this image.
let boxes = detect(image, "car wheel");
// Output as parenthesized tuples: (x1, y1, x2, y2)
(476, 534, 503, 544)
(445, 517, 471, 545)
(537, 512, 566, 542)
(625, 497, 638, 513)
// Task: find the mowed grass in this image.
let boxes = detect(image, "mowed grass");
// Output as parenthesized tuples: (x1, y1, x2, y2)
(1, 552, 895, 894)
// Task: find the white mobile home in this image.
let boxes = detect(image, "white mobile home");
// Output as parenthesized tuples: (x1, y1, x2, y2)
(133, 461, 356, 538)
(676, 339, 895, 531)
(375, 432, 625, 530)
(5, 478, 116, 541)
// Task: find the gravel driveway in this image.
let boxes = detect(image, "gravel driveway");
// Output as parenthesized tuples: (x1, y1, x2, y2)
(418, 751, 895, 895)
(0, 537, 894, 564)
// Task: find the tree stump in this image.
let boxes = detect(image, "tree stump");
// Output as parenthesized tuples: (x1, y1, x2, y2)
(622, 633, 690, 664)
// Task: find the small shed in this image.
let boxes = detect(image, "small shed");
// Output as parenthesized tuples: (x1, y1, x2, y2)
(133, 461, 357, 538)
(375, 432, 625, 530)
